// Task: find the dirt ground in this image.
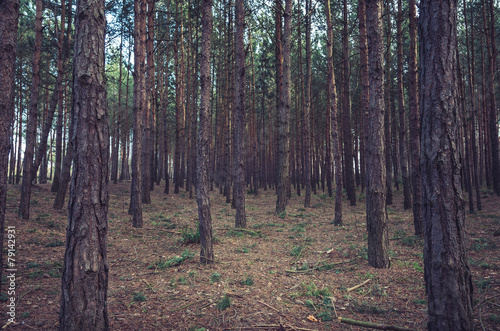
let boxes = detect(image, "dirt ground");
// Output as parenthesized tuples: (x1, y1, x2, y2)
(1, 180, 499, 330)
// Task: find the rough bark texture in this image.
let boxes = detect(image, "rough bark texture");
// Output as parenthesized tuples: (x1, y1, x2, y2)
(303, 0, 312, 208)
(234, 0, 246, 226)
(359, 0, 369, 193)
(419, 1, 474, 329)
(397, 0, 411, 210)
(326, 0, 342, 226)
(0, 0, 19, 286)
(276, 0, 291, 215)
(342, 0, 356, 206)
(59, 0, 109, 327)
(409, 0, 423, 236)
(197, 0, 214, 264)
(19, 0, 43, 220)
(365, 0, 390, 269)
(130, 0, 146, 228)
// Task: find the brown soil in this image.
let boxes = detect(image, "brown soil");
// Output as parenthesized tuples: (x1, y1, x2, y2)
(1, 181, 499, 330)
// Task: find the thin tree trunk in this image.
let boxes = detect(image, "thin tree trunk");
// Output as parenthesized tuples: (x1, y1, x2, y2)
(366, 0, 389, 269)
(419, 1, 474, 329)
(409, 0, 423, 236)
(359, 0, 369, 194)
(397, 0, 411, 210)
(234, 0, 246, 226)
(326, 0, 342, 226)
(197, 0, 214, 264)
(342, 0, 356, 206)
(303, 0, 312, 208)
(130, 0, 146, 228)
(383, 0, 393, 205)
(276, 0, 292, 215)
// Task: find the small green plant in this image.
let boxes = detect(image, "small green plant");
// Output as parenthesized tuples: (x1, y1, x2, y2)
(148, 249, 194, 269)
(290, 223, 307, 233)
(179, 227, 200, 245)
(0, 293, 8, 302)
(21, 311, 30, 318)
(45, 239, 64, 247)
(235, 246, 250, 253)
(413, 299, 427, 305)
(471, 238, 497, 252)
(402, 235, 423, 247)
(217, 294, 231, 310)
(27, 262, 40, 268)
(305, 282, 331, 298)
(210, 272, 222, 284)
(241, 276, 254, 286)
(28, 270, 44, 279)
(132, 292, 146, 302)
(290, 245, 305, 257)
(278, 212, 286, 219)
(488, 315, 500, 324)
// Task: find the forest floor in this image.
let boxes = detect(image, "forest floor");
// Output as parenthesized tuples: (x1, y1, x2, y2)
(1, 180, 500, 330)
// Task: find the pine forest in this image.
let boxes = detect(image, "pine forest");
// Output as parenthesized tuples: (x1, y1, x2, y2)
(0, 0, 499, 329)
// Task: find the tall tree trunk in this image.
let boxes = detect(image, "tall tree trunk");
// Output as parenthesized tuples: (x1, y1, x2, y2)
(359, 0, 369, 194)
(326, 0, 342, 226)
(485, 0, 500, 195)
(409, 0, 423, 236)
(0, 0, 19, 289)
(383, 1, 393, 205)
(59, 0, 109, 327)
(276, 0, 292, 215)
(342, 0, 356, 206)
(130, 0, 146, 228)
(234, 0, 246, 226)
(397, 0, 411, 209)
(197, 0, 214, 264)
(419, 1, 474, 329)
(142, 0, 154, 203)
(303, 0, 312, 208)
(19, 0, 43, 220)
(366, 0, 389, 269)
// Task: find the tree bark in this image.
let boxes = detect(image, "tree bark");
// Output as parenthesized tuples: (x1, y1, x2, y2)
(326, 0, 342, 226)
(197, 0, 214, 264)
(365, 0, 390, 269)
(397, 0, 411, 210)
(409, 0, 423, 236)
(19, 0, 43, 220)
(0, 0, 19, 288)
(419, 1, 474, 329)
(234, 0, 246, 226)
(130, 0, 146, 228)
(59, 0, 109, 327)
(359, 0, 369, 194)
(303, 0, 312, 208)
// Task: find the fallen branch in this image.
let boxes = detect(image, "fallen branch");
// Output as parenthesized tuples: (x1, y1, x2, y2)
(257, 299, 280, 313)
(347, 278, 371, 292)
(338, 317, 412, 331)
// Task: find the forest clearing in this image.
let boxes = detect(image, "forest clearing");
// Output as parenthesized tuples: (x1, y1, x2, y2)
(2, 181, 499, 330)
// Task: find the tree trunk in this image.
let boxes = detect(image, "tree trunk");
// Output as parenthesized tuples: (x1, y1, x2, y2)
(383, 1, 393, 206)
(419, 1, 474, 329)
(397, 0, 411, 210)
(59, 0, 109, 327)
(303, 0, 312, 208)
(197, 0, 214, 264)
(234, 0, 246, 226)
(342, 0, 356, 206)
(130, 0, 146, 228)
(359, 0, 369, 194)
(19, 0, 42, 220)
(276, 0, 292, 215)
(365, 0, 389, 269)
(409, 0, 423, 236)
(326, 0, 342, 226)
(0, 0, 19, 288)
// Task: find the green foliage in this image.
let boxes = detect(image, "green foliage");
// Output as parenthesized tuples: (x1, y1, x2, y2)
(471, 238, 497, 252)
(217, 294, 231, 311)
(179, 227, 200, 245)
(241, 275, 254, 286)
(210, 272, 222, 284)
(45, 239, 64, 247)
(148, 249, 194, 269)
(132, 292, 146, 302)
(305, 282, 331, 298)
